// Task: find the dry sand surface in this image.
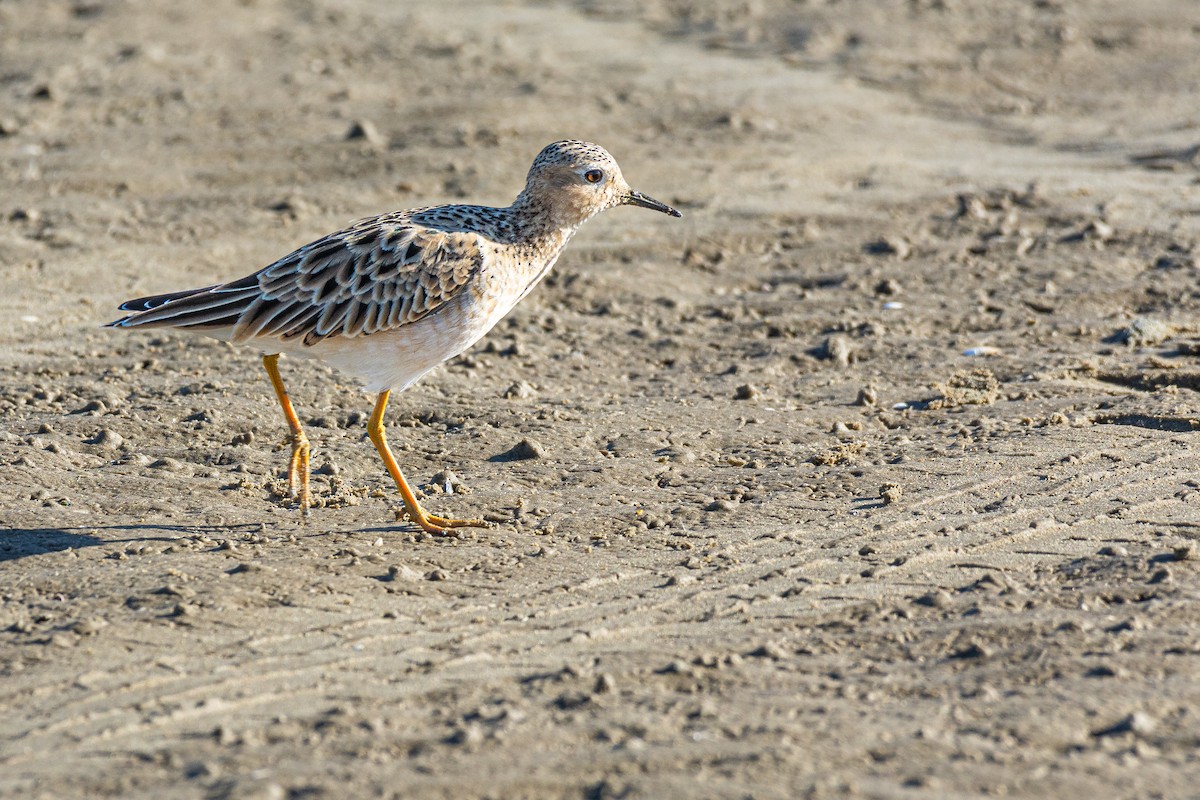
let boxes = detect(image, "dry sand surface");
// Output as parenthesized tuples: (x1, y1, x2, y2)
(3, 1, 1200, 797)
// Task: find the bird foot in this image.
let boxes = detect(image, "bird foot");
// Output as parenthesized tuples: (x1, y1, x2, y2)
(426, 513, 489, 530)
(394, 507, 490, 535)
(285, 431, 311, 515)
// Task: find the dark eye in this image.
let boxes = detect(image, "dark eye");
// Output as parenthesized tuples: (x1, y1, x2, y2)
(584, 169, 604, 184)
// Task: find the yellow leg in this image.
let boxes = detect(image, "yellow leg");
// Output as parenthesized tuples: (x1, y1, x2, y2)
(368, 390, 487, 535)
(262, 354, 311, 515)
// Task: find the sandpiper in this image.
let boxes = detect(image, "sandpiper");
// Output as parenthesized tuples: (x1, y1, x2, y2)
(108, 140, 681, 533)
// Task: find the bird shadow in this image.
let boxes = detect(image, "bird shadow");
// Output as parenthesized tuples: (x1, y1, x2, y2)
(0, 523, 267, 562)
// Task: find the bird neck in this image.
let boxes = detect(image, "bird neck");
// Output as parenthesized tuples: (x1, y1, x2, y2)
(509, 189, 587, 243)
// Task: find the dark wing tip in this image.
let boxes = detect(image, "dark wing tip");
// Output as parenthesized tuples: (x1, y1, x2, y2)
(115, 286, 220, 315)
(116, 297, 161, 313)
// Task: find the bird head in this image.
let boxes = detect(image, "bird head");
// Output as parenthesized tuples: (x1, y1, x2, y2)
(517, 140, 681, 230)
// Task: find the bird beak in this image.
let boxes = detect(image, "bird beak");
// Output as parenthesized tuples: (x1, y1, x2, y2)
(625, 190, 682, 218)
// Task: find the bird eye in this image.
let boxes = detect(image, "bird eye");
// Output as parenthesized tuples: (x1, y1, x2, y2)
(583, 169, 604, 184)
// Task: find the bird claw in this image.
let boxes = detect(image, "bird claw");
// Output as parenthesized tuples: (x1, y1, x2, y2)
(393, 506, 488, 535)
(425, 514, 489, 530)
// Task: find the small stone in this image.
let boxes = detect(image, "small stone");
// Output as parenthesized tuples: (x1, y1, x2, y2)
(880, 483, 903, 505)
(914, 590, 953, 608)
(72, 618, 108, 636)
(228, 562, 267, 575)
(1085, 665, 1119, 678)
(951, 642, 990, 659)
(428, 469, 467, 494)
(553, 691, 592, 710)
(875, 278, 903, 296)
(734, 384, 760, 401)
(1085, 219, 1114, 242)
(1127, 712, 1156, 735)
(820, 335, 853, 367)
(50, 632, 76, 648)
(867, 236, 911, 259)
(748, 642, 787, 660)
(270, 196, 313, 219)
(659, 659, 692, 675)
(1154, 253, 1196, 270)
(386, 563, 424, 582)
(856, 386, 878, 406)
(149, 457, 184, 471)
(1119, 317, 1176, 347)
(345, 119, 384, 146)
(79, 399, 108, 415)
(705, 498, 737, 512)
(158, 583, 195, 599)
(593, 673, 616, 694)
(1094, 712, 1156, 738)
(501, 438, 544, 460)
(662, 446, 696, 464)
(211, 777, 285, 800)
(446, 724, 484, 748)
(88, 428, 124, 449)
(1172, 544, 1195, 561)
(502, 381, 534, 399)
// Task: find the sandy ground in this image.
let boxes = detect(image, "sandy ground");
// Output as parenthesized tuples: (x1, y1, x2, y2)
(3, 1, 1200, 797)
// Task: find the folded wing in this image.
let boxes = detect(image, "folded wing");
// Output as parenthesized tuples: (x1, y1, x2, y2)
(108, 215, 484, 346)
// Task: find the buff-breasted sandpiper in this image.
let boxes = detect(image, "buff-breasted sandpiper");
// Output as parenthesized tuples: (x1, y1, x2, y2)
(108, 140, 681, 534)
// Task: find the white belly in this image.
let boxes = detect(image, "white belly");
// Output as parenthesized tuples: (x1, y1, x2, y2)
(272, 272, 530, 393)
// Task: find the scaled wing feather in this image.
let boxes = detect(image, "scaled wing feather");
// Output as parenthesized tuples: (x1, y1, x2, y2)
(109, 215, 483, 346)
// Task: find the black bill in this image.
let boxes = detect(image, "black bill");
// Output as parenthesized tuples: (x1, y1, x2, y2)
(626, 190, 682, 218)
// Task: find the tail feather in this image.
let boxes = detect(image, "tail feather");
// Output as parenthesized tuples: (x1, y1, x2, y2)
(107, 281, 261, 334)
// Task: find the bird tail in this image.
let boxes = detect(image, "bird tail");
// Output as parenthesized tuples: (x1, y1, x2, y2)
(105, 275, 262, 334)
